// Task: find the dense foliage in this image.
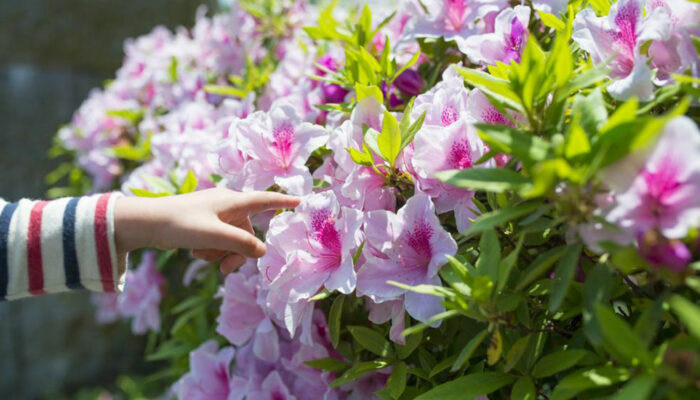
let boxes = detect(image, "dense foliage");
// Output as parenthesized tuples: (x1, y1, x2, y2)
(50, 0, 700, 399)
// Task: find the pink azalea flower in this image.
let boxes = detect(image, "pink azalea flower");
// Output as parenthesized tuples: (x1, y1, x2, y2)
(173, 340, 236, 400)
(458, 6, 531, 65)
(326, 97, 397, 211)
(573, 0, 671, 100)
(647, 0, 700, 83)
(637, 231, 691, 271)
(118, 251, 165, 334)
(367, 299, 406, 344)
(356, 194, 457, 323)
(91, 293, 121, 324)
(412, 119, 492, 232)
(265, 192, 363, 334)
(247, 371, 297, 400)
(406, 0, 508, 42)
(603, 116, 700, 240)
(412, 66, 469, 128)
(236, 101, 328, 195)
(217, 273, 280, 362)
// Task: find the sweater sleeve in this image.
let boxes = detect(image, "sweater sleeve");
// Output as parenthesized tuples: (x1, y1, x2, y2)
(0, 193, 127, 300)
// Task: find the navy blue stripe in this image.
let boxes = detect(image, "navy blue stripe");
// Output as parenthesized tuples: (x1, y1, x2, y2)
(0, 202, 19, 299)
(62, 198, 84, 290)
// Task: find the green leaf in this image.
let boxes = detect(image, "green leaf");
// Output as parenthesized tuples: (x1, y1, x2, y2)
(504, 334, 531, 372)
(179, 170, 198, 194)
(511, 377, 536, 400)
(387, 361, 407, 399)
(392, 50, 421, 82)
(348, 326, 394, 358)
(436, 168, 530, 193)
(130, 188, 171, 198)
(400, 110, 426, 152)
(451, 328, 489, 372)
(387, 281, 454, 298)
(329, 295, 345, 348)
(466, 201, 543, 236)
(474, 124, 550, 167)
(571, 89, 607, 135)
(531, 349, 588, 378)
(415, 372, 516, 400)
(538, 11, 565, 30)
(456, 67, 524, 112)
(515, 246, 566, 292)
(402, 310, 461, 337)
(564, 119, 591, 160)
(355, 83, 384, 104)
(331, 361, 391, 388)
(609, 374, 656, 400)
(347, 146, 373, 166)
(583, 264, 615, 345)
(396, 329, 422, 360)
(549, 243, 583, 312)
(203, 84, 248, 98)
(476, 229, 501, 284)
(309, 288, 331, 301)
(669, 295, 700, 341)
(590, 0, 611, 15)
(378, 110, 401, 166)
(304, 357, 349, 372)
(595, 304, 652, 366)
(550, 366, 629, 400)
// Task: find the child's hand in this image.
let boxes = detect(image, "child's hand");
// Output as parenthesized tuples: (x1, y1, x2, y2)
(114, 188, 300, 273)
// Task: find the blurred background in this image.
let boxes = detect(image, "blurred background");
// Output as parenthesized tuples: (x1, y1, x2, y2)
(0, 1, 217, 398)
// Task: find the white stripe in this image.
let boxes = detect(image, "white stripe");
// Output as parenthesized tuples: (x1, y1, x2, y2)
(75, 195, 102, 291)
(6, 199, 34, 300)
(106, 193, 126, 292)
(40, 198, 70, 294)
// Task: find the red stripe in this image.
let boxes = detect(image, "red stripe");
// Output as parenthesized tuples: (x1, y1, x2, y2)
(94, 194, 115, 292)
(27, 201, 48, 296)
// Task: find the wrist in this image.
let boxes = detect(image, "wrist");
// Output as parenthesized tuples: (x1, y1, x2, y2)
(114, 196, 163, 253)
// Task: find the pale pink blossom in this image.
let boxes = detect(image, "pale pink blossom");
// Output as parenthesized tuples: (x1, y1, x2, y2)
(173, 340, 236, 400)
(573, 0, 671, 100)
(357, 194, 457, 323)
(412, 119, 492, 232)
(458, 6, 531, 66)
(217, 273, 280, 362)
(406, 0, 508, 42)
(118, 251, 165, 334)
(236, 102, 328, 195)
(265, 191, 363, 334)
(603, 116, 700, 240)
(647, 0, 700, 83)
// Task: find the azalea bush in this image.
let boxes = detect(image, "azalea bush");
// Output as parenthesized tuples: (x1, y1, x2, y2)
(49, 0, 700, 399)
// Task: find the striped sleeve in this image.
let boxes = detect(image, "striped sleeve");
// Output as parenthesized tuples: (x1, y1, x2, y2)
(0, 193, 127, 301)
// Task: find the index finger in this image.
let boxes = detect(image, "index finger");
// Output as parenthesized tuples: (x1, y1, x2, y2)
(235, 191, 301, 214)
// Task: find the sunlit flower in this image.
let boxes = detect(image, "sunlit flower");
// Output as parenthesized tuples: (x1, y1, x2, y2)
(458, 6, 531, 65)
(357, 194, 457, 323)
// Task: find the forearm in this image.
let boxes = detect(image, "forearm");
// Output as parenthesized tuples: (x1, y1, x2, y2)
(0, 194, 126, 300)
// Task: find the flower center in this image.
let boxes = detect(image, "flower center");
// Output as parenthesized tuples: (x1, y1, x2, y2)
(503, 18, 526, 63)
(481, 106, 510, 125)
(448, 138, 473, 169)
(441, 105, 459, 126)
(612, 0, 639, 75)
(272, 392, 287, 400)
(310, 209, 342, 256)
(399, 221, 433, 268)
(445, 0, 468, 31)
(641, 157, 682, 217)
(272, 122, 295, 168)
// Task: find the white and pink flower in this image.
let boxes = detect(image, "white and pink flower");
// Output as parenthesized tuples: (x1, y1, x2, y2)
(573, 0, 672, 100)
(235, 102, 328, 195)
(357, 194, 457, 323)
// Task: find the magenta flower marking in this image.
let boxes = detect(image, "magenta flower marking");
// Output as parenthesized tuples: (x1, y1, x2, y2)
(441, 105, 460, 126)
(448, 138, 474, 169)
